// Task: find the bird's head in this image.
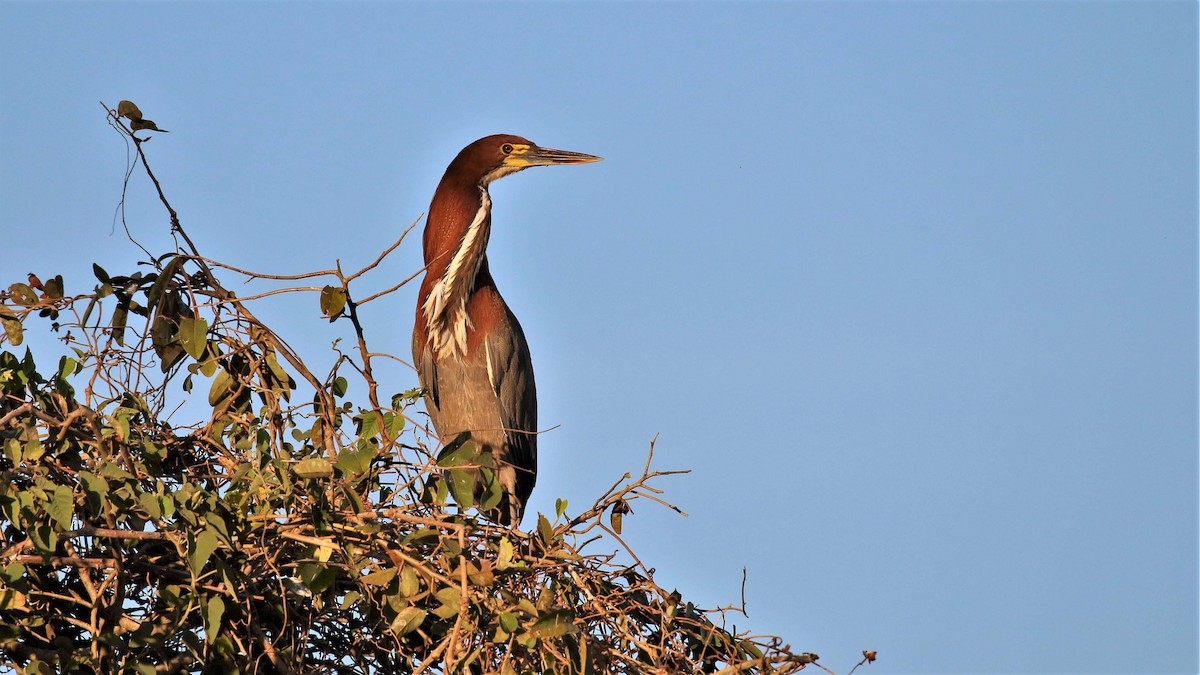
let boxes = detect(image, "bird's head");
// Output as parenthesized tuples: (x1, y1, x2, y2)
(449, 134, 602, 186)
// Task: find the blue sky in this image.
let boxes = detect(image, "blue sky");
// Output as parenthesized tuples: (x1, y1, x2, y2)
(1, 3, 1196, 673)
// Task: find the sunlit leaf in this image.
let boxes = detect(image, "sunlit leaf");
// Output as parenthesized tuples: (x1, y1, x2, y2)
(320, 286, 347, 321)
(190, 530, 219, 573)
(1, 315, 22, 346)
(432, 586, 460, 619)
(355, 411, 380, 440)
(294, 458, 333, 479)
(360, 567, 397, 587)
(178, 316, 208, 360)
(8, 283, 37, 306)
(390, 606, 426, 636)
(537, 514, 554, 547)
(529, 609, 578, 639)
(0, 587, 27, 612)
(399, 567, 420, 597)
(207, 368, 233, 407)
(497, 537, 516, 571)
(44, 485, 74, 530)
(383, 411, 405, 436)
(336, 444, 374, 478)
(499, 611, 519, 634)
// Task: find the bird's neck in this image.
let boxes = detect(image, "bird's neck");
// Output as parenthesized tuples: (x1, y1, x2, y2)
(419, 179, 493, 356)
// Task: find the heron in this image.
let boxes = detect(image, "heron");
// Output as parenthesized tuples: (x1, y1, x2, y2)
(412, 134, 601, 525)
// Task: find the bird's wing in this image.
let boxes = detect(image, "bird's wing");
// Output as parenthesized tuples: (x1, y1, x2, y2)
(484, 307, 538, 499)
(412, 328, 440, 413)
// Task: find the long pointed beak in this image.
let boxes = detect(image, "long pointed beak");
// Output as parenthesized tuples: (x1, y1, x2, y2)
(525, 146, 603, 166)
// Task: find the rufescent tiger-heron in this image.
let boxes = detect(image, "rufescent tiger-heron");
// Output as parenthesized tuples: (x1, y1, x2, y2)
(412, 134, 601, 526)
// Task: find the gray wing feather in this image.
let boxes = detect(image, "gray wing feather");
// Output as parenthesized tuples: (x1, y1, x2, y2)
(412, 329, 441, 423)
(484, 308, 538, 503)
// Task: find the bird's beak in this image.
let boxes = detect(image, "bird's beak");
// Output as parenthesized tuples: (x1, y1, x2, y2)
(521, 146, 603, 166)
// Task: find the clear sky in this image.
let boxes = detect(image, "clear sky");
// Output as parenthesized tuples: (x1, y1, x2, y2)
(1, 3, 1196, 674)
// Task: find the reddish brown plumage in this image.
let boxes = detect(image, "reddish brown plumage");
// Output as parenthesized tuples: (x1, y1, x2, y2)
(412, 134, 600, 525)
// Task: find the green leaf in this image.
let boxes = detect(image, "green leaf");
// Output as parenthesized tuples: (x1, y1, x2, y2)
(479, 469, 502, 511)
(1, 562, 27, 583)
(498, 611, 519, 634)
(264, 351, 289, 386)
(383, 411, 405, 436)
(436, 435, 478, 468)
(57, 355, 77, 380)
(157, 494, 175, 520)
(146, 257, 184, 308)
(529, 609, 578, 639)
(741, 640, 765, 659)
(361, 567, 397, 587)
(448, 469, 474, 510)
(1, 315, 22, 346)
(44, 485, 74, 530)
(111, 304, 129, 345)
(304, 565, 338, 593)
(355, 411, 380, 440)
(420, 474, 448, 505)
(319, 285, 347, 320)
(93, 263, 111, 285)
(610, 499, 631, 535)
(198, 343, 219, 376)
(336, 445, 374, 477)
(294, 458, 333, 479)
(332, 376, 348, 397)
(432, 586, 461, 619)
(22, 438, 44, 463)
(204, 595, 225, 641)
(390, 606, 427, 636)
(8, 283, 37, 306)
(0, 588, 27, 611)
(497, 537, 516, 571)
(139, 492, 162, 519)
(555, 498, 568, 519)
(190, 529, 219, 573)
(537, 514, 554, 547)
(79, 471, 110, 509)
(399, 567, 420, 597)
(339, 591, 361, 610)
(177, 316, 208, 360)
(207, 368, 233, 407)
(28, 523, 55, 554)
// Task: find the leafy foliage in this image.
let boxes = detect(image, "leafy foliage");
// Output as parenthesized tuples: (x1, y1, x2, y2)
(0, 102, 842, 674)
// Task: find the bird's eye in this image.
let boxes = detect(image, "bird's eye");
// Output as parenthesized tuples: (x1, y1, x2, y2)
(501, 143, 514, 155)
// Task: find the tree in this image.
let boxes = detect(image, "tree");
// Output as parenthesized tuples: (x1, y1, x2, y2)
(0, 102, 865, 674)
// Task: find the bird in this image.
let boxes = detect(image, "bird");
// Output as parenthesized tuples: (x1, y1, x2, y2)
(412, 134, 601, 526)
